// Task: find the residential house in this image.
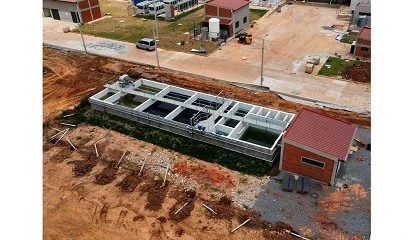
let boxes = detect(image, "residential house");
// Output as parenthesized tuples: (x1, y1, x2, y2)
(202, 0, 250, 38)
(43, 0, 102, 23)
(353, 26, 371, 59)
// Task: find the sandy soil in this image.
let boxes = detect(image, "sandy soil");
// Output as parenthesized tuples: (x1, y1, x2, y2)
(43, 46, 370, 239)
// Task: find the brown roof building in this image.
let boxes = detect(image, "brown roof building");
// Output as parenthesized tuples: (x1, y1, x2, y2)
(202, 0, 250, 38)
(280, 108, 357, 185)
(43, 0, 102, 23)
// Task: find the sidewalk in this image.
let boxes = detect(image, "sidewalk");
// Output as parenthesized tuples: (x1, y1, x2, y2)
(43, 15, 370, 113)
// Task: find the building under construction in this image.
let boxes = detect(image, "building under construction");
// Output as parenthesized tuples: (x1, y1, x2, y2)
(89, 75, 295, 162)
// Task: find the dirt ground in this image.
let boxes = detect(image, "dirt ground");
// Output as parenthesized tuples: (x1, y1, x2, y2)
(342, 62, 371, 83)
(43, 46, 370, 239)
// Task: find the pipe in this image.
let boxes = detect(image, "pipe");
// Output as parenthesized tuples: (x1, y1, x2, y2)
(55, 128, 69, 144)
(202, 203, 217, 214)
(94, 143, 99, 158)
(66, 137, 78, 151)
(49, 128, 68, 139)
(60, 123, 76, 127)
(116, 150, 128, 168)
(230, 218, 251, 233)
(174, 201, 190, 215)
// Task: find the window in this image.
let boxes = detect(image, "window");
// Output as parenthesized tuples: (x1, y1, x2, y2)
(235, 21, 239, 28)
(301, 157, 325, 169)
(361, 47, 369, 52)
(243, 16, 247, 24)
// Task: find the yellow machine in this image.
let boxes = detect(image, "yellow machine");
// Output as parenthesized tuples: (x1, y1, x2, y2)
(237, 32, 253, 44)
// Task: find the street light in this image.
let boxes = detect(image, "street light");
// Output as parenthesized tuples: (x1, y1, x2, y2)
(75, 2, 87, 53)
(260, 38, 265, 86)
(152, 1, 160, 68)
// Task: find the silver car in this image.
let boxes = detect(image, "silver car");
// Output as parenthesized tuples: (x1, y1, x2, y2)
(136, 38, 156, 51)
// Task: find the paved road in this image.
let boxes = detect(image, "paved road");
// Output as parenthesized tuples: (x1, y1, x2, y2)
(42, 4, 370, 113)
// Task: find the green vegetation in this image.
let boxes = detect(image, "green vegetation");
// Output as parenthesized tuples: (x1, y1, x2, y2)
(339, 31, 358, 43)
(318, 57, 361, 77)
(250, 9, 268, 19)
(76, 0, 267, 54)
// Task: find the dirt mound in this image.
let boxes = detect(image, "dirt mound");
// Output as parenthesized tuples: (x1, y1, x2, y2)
(142, 178, 170, 212)
(51, 147, 73, 163)
(71, 158, 98, 177)
(116, 170, 142, 192)
(94, 162, 118, 185)
(342, 62, 371, 83)
(204, 196, 236, 220)
(169, 190, 196, 222)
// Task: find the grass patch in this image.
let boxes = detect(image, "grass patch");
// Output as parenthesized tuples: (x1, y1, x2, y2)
(77, 0, 267, 54)
(339, 31, 358, 43)
(318, 57, 361, 77)
(250, 9, 268, 19)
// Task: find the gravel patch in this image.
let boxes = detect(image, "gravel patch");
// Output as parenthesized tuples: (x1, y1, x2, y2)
(86, 40, 128, 54)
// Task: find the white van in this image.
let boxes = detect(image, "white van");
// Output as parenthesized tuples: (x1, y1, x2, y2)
(148, 2, 165, 16)
(136, 1, 151, 14)
(136, 38, 156, 51)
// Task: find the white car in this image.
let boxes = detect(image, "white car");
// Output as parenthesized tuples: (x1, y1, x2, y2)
(136, 38, 156, 51)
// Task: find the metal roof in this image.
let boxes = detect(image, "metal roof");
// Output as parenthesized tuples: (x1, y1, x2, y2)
(284, 108, 357, 160)
(358, 26, 371, 41)
(205, 0, 250, 11)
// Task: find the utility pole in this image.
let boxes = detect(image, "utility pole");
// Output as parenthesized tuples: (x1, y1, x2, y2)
(260, 38, 264, 86)
(152, 1, 160, 68)
(153, 1, 159, 39)
(75, 2, 87, 53)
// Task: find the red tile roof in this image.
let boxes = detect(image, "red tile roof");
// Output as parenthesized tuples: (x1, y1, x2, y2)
(284, 108, 357, 160)
(358, 26, 371, 41)
(205, 0, 250, 11)
(202, 17, 232, 25)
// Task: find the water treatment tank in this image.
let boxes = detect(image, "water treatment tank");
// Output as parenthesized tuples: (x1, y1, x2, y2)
(208, 18, 220, 39)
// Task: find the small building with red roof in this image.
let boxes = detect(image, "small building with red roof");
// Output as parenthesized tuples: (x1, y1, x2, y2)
(202, 0, 251, 38)
(353, 26, 371, 58)
(280, 108, 357, 185)
(43, 0, 102, 23)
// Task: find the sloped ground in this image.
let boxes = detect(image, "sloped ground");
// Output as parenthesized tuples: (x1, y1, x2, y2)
(43, 46, 370, 239)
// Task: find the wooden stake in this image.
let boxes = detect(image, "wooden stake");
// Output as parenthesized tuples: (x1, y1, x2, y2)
(49, 128, 68, 140)
(63, 113, 76, 118)
(174, 201, 190, 215)
(55, 128, 69, 144)
(51, 127, 63, 132)
(202, 203, 217, 214)
(230, 218, 251, 233)
(94, 144, 99, 158)
(138, 159, 147, 176)
(116, 150, 128, 168)
(162, 163, 170, 187)
(60, 123, 76, 127)
(282, 230, 311, 240)
(66, 137, 78, 151)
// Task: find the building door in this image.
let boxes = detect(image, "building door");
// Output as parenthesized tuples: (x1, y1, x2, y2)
(43, 8, 51, 17)
(51, 9, 60, 20)
(71, 12, 80, 23)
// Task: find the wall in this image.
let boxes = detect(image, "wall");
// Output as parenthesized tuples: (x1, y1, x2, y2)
(352, 4, 371, 26)
(89, 98, 280, 162)
(204, 5, 218, 16)
(281, 142, 336, 184)
(43, 0, 101, 23)
(232, 5, 250, 34)
(354, 36, 370, 58)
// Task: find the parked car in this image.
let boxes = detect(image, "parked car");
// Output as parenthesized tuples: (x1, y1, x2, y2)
(136, 38, 156, 51)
